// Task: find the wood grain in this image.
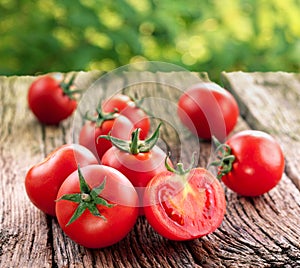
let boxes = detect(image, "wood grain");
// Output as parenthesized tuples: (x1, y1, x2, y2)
(1, 71, 300, 267)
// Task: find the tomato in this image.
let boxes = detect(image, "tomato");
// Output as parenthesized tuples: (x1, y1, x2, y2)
(25, 144, 98, 216)
(55, 165, 139, 248)
(28, 75, 80, 125)
(102, 94, 150, 139)
(102, 144, 169, 189)
(177, 82, 239, 140)
(100, 124, 171, 213)
(79, 107, 134, 161)
(211, 130, 285, 196)
(143, 159, 226, 241)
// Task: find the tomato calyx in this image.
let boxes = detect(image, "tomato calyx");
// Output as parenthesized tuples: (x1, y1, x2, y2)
(99, 123, 161, 154)
(165, 152, 196, 176)
(128, 95, 154, 117)
(84, 105, 119, 128)
(59, 74, 83, 100)
(56, 166, 114, 226)
(128, 95, 144, 109)
(209, 136, 236, 179)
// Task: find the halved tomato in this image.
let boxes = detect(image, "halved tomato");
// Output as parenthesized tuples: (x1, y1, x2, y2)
(144, 163, 226, 240)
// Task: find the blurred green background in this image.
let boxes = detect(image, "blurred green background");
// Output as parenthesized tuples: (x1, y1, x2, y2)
(1, 0, 300, 81)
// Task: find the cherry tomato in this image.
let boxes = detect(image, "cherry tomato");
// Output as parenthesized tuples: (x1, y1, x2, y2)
(28, 75, 80, 125)
(102, 94, 150, 139)
(79, 107, 134, 161)
(102, 144, 169, 188)
(143, 159, 226, 241)
(211, 130, 285, 196)
(177, 82, 239, 140)
(55, 165, 139, 248)
(100, 125, 171, 213)
(25, 144, 98, 216)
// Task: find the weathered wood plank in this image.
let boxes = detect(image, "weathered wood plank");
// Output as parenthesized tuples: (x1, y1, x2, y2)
(1, 71, 300, 267)
(218, 71, 300, 266)
(0, 72, 102, 268)
(0, 75, 52, 267)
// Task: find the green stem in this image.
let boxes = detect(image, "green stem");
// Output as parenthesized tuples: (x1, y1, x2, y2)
(129, 95, 155, 118)
(165, 152, 196, 175)
(60, 74, 83, 100)
(98, 123, 162, 154)
(129, 128, 141, 154)
(85, 105, 118, 128)
(209, 136, 236, 179)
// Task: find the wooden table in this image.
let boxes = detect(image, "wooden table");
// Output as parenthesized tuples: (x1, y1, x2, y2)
(1, 70, 300, 267)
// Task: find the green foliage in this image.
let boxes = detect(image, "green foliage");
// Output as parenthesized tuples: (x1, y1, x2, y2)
(1, 0, 300, 81)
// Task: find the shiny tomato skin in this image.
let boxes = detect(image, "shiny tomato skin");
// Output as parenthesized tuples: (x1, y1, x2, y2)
(79, 115, 134, 161)
(25, 144, 98, 216)
(55, 165, 139, 248)
(143, 168, 226, 240)
(222, 130, 285, 196)
(178, 83, 239, 140)
(102, 94, 131, 112)
(101, 145, 169, 188)
(102, 94, 150, 139)
(28, 76, 77, 125)
(101, 145, 171, 213)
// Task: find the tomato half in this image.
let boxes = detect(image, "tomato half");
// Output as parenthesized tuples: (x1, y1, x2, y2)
(55, 165, 139, 248)
(143, 168, 226, 240)
(102, 94, 150, 139)
(177, 83, 239, 140)
(213, 130, 285, 196)
(28, 75, 79, 125)
(25, 144, 98, 216)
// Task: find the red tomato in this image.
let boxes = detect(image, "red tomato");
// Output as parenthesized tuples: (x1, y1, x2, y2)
(177, 82, 239, 140)
(25, 144, 98, 216)
(79, 109, 134, 161)
(102, 94, 150, 139)
(28, 75, 79, 124)
(102, 145, 169, 189)
(143, 166, 226, 241)
(55, 165, 139, 248)
(100, 125, 171, 213)
(212, 130, 285, 196)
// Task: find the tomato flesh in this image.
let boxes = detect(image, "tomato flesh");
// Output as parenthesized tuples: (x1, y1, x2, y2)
(144, 168, 226, 240)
